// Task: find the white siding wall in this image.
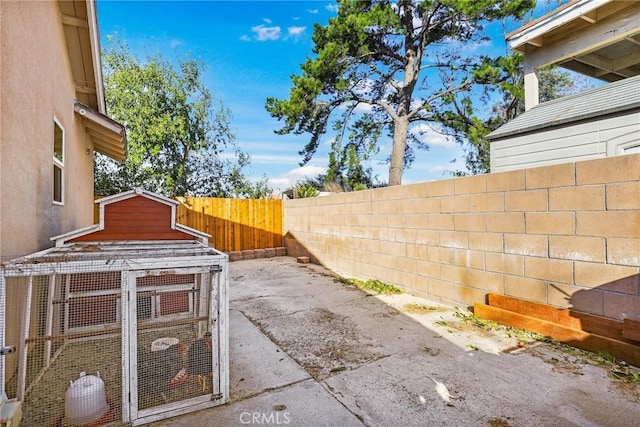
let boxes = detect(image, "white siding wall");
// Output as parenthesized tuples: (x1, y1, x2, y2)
(491, 112, 640, 171)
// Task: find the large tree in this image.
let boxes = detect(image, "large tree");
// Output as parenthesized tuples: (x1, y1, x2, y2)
(436, 58, 596, 175)
(266, 0, 534, 186)
(96, 38, 271, 198)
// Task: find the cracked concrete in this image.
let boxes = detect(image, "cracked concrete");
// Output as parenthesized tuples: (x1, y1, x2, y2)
(152, 257, 640, 427)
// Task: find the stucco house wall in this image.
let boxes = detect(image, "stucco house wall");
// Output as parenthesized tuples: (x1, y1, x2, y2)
(1, 1, 125, 394)
(1, 0, 95, 261)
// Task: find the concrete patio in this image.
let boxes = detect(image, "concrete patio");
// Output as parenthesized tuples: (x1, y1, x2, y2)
(151, 257, 639, 427)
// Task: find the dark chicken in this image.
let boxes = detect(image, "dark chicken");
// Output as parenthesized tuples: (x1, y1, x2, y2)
(187, 332, 213, 392)
(137, 343, 184, 403)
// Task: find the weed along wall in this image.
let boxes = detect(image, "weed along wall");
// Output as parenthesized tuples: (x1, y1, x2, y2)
(283, 154, 640, 340)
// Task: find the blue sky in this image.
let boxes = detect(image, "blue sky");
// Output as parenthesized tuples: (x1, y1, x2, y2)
(96, 1, 529, 192)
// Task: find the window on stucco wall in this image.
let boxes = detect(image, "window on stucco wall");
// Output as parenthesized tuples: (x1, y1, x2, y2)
(53, 118, 64, 204)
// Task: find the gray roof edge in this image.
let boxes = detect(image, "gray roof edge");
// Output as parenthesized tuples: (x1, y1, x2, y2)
(486, 102, 640, 140)
(486, 75, 640, 140)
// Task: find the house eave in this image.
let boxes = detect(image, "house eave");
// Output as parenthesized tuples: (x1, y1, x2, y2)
(506, 0, 612, 52)
(74, 101, 127, 162)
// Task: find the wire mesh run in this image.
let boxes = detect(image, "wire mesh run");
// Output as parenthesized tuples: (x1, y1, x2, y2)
(1, 241, 228, 426)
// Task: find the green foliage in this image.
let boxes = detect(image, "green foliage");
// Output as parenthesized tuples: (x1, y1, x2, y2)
(295, 184, 319, 198)
(97, 37, 271, 198)
(300, 171, 382, 194)
(437, 58, 595, 175)
(266, 0, 535, 186)
(345, 278, 403, 295)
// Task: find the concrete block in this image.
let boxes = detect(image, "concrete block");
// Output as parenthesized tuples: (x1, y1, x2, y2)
(574, 261, 639, 288)
(549, 185, 605, 211)
(486, 169, 525, 192)
(242, 249, 256, 260)
(549, 236, 605, 263)
(485, 252, 524, 276)
(505, 189, 548, 212)
(441, 195, 470, 213)
(606, 182, 640, 210)
(454, 174, 486, 195)
(525, 212, 575, 235)
(229, 251, 243, 262)
(427, 178, 454, 196)
(486, 212, 525, 233)
(454, 213, 486, 232)
(576, 211, 640, 238)
(526, 162, 575, 189)
(254, 249, 266, 258)
(469, 192, 504, 212)
(297, 256, 310, 264)
(606, 238, 640, 267)
(428, 214, 454, 230)
(468, 232, 503, 253)
(524, 257, 574, 284)
(504, 234, 548, 257)
(576, 154, 640, 185)
(264, 248, 276, 258)
(604, 293, 640, 321)
(275, 247, 288, 256)
(504, 276, 547, 304)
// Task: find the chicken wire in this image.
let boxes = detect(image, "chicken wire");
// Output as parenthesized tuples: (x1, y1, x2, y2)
(1, 241, 228, 426)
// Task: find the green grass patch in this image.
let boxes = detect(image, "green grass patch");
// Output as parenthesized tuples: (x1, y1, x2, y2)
(453, 311, 547, 344)
(344, 278, 402, 295)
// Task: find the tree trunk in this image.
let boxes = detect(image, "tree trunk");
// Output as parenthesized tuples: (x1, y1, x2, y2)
(388, 115, 408, 186)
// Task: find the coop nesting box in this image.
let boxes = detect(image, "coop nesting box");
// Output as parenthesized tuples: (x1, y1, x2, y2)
(0, 188, 229, 426)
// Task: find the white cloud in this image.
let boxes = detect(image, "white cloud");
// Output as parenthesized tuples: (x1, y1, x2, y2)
(288, 26, 306, 37)
(169, 39, 182, 49)
(326, 4, 339, 13)
(410, 123, 456, 149)
(269, 165, 326, 190)
(307, 8, 319, 14)
(252, 24, 281, 41)
(247, 154, 309, 164)
(239, 34, 251, 42)
(263, 18, 272, 24)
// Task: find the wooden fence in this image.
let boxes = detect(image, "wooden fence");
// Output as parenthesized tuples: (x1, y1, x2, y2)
(175, 197, 283, 252)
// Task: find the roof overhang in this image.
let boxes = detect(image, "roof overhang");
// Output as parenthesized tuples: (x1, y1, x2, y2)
(486, 74, 640, 140)
(507, 0, 640, 82)
(59, 0, 106, 113)
(75, 101, 127, 161)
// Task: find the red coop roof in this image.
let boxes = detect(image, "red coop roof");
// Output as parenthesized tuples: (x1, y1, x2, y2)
(52, 188, 210, 247)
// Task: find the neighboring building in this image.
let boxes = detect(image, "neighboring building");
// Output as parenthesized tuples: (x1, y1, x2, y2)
(0, 0, 126, 419)
(488, 0, 640, 171)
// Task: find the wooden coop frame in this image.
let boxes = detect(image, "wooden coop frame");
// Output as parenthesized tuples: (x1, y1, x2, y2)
(0, 189, 229, 426)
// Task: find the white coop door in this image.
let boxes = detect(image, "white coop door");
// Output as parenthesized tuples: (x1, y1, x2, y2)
(125, 267, 224, 425)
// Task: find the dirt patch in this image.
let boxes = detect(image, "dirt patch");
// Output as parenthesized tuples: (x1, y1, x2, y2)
(488, 417, 513, 426)
(526, 342, 640, 402)
(402, 304, 451, 314)
(442, 321, 496, 338)
(252, 308, 387, 381)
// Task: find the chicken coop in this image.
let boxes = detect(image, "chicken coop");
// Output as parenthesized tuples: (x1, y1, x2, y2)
(0, 189, 229, 426)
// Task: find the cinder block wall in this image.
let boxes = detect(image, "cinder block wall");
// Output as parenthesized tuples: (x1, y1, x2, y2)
(284, 154, 640, 322)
